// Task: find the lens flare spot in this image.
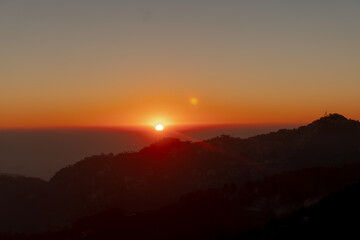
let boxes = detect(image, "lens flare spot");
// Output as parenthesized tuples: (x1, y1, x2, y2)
(190, 98, 198, 105)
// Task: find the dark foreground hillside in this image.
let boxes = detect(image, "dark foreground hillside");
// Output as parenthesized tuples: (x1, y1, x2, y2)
(242, 180, 360, 239)
(0, 113, 360, 237)
(3, 164, 360, 240)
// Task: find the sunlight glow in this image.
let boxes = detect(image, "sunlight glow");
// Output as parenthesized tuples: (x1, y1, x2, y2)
(155, 124, 164, 131)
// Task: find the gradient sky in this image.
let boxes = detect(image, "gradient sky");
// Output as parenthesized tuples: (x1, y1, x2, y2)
(1, 0, 360, 128)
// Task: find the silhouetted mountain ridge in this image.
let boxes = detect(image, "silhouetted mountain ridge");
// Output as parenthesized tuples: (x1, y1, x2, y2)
(0, 113, 360, 234)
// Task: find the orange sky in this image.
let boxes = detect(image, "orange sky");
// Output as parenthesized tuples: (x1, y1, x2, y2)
(1, 1, 360, 129)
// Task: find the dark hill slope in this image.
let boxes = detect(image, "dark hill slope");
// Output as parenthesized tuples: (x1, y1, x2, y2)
(0, 175, 46, 232)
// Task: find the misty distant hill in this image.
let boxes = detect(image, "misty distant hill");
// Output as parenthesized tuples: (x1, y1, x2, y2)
(0, 114, 360, 236)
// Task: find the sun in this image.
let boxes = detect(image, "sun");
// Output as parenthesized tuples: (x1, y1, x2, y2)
(155, 124, 164, 131)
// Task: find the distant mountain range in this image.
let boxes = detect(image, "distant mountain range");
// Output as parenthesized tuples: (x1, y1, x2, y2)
(1, 113, 360, 238)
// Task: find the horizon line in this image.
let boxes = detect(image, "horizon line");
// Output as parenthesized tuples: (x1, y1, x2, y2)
(0, 122, 306, 131)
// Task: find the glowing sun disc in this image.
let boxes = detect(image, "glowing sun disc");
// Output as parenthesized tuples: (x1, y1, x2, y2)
(155, 124, 164, 131)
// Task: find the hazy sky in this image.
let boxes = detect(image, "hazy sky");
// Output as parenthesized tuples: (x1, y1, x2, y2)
(1, 0, 360, 128)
